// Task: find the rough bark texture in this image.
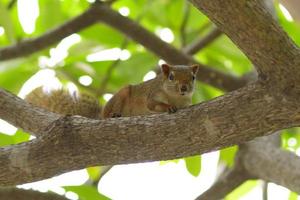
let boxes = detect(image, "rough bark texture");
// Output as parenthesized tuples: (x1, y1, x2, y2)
(1, 82, 300, 185)
(241, 135, 300, 193)
(0, 188, 67, 200)
(190, 0, 300, 89)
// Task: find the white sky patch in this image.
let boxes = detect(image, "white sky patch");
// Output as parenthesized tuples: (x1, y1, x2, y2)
(143, 71, 156, 81)
(0, 119, 17, 135)
(158, 59, 166, 66)
(120, 49, 131, 60)
(18, 169, 89, 193)
(86, 48, 131, 62)
(79, 75, 93, 86)
(17, 0, 39, 34)
(41, 34, 81, 68)
(66, 82, 79, 98)
(119, 7, 130, 16)
(65, 191, 79, 200)
(268, 183, 290, 200)
(279, 4, 293, 22)
(103, 93, 113, 102)
(52, 187, 65, 196)
(239, 182, 262, 200)
(18, 69, 61, 98)
(156, 27, 174, 43)
(99, 151, 219, 200)
(86, 0, 95, 2)
(0, 27, 5, 36)
(288, 137, 297, 147)
(296, 148, 300, 156)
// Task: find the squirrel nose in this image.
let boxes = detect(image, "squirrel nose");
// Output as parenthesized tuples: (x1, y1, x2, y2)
(181, 85, 188, 92)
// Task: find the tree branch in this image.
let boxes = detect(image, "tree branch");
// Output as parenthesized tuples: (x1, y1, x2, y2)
(0, 188, 68, 200)
(183, 27, 222, 55)
(195, 166, 251, 200)
(0, 5, 100, 61)
(189, 0, 300, 85)
(0, 89, 60, 137)
(1, 82, 300, 185)
(241, 135, 300, 193)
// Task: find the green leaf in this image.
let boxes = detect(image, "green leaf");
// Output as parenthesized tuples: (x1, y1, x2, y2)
(35, 0, 64, 34)
(0, 1, 15, 42)
(160, 159, 180, 165)
(0, 59, 38, 92)
(219, 145, 238, 168)
(12, 129, 30, 144)
(289, 191, 298, 200)
(0, 130, 30, 147)
(184, 155, 201, 177)
(79, 24, 124, 48)
(225, 180, 258, 200)
(87, 166, 101, 182)
(276, 3, 300, 46)
(0, 133, 15, 147)
(64, 185, 111, 200)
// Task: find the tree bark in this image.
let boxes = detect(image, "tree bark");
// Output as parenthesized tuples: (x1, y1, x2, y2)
(0, 188, 67, 200)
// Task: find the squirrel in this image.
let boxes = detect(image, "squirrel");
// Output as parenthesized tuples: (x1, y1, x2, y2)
(25, 64, 199, 119)
(102, 64, 199, 118)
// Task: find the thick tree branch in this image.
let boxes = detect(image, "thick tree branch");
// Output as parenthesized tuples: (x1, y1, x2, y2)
(0, 89, 60, 137)
(241, 135, 300, 193)
(0, 188, 68, 200)
(183, 27, 222, 55)
(1, 82, 300, 185)
(195, 166, 251, 200)
(190, 0, 300, 86)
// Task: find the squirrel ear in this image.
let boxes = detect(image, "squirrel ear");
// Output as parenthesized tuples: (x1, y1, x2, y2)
(161, 64, 171, 76)
(191, 64, 199, 74)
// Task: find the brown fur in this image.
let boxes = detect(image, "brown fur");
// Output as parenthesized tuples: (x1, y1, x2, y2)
(102, 64, 199, 118)
(25, 87, 101, 119)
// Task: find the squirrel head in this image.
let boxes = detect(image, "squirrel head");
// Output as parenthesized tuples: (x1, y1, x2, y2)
(161, 64, 199, 97)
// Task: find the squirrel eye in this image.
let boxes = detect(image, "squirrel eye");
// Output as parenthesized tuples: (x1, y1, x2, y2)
(169, 73, 174, 81)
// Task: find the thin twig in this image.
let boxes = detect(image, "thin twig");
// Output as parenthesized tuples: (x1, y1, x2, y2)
(96, 39, 129, 97)
(183, 27, 222, 55)
(262, 181, 269, 200)
(180, 2, 191, 47)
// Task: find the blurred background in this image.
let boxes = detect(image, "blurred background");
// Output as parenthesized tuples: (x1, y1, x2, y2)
(0, 0, 300, 199)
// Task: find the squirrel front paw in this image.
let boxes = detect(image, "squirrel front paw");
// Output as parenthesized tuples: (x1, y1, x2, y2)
(111, 113, 122, 118)
(167, 106, 177, 114)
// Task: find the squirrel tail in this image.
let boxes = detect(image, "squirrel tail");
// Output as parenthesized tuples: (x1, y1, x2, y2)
(25, 87, 101, 119)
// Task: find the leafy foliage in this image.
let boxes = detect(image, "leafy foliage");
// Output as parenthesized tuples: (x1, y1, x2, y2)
(64, 185, 110, 200)
(184, 155, 201, 177)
